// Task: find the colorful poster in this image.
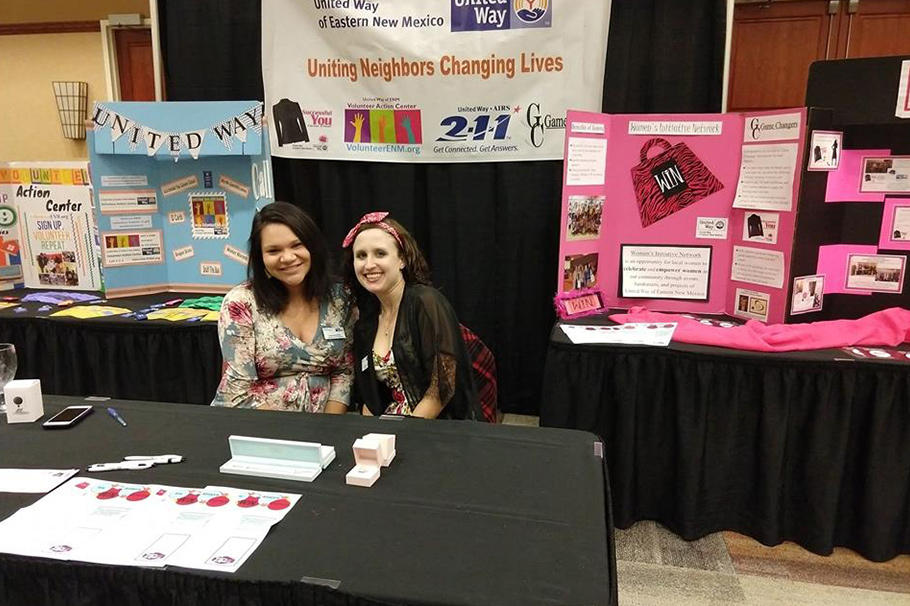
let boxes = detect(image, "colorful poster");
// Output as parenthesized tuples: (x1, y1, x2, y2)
(0, 163, 102, 291)
(262, 0, 612, 162)
(189, 192, 229, 238)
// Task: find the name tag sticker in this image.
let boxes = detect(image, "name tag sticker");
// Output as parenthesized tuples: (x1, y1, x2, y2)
(322, 326, 345, 340)
(361, 356, 369, 372)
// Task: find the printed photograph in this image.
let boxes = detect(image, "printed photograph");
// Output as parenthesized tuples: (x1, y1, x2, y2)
(733, 288, 769, 322)
(566, 195, 604, 241)
(807, 131, 841, 171)
(36, 251, 78, 286)
(861, 157, 910, 193)
(846, 254, 905, 292)
(791, 274, 824, 315)
(563, 252, 599, 292)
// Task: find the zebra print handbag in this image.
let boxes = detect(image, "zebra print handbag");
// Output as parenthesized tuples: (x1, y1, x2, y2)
(630, 138, 724, 228)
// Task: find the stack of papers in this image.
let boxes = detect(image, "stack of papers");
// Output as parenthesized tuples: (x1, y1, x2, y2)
(0, 477, 299, 573)
(560, 322, 677, 346)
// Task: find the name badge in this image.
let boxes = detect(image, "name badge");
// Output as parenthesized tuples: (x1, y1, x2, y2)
(361, 356, 369, 372)
(322, 326, 345, 340)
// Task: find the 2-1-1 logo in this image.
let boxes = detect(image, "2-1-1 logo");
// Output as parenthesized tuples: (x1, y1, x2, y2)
(437, 114, 511, 142)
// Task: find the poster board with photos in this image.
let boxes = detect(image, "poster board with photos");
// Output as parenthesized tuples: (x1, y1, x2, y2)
(0, 162, 102, 292)
(88, 102, 274, 297)
(786, 56, 910, 321)
(557, 108, 807, 324)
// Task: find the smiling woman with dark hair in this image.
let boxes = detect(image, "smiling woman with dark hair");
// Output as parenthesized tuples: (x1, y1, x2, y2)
(212, 202, 354, 413)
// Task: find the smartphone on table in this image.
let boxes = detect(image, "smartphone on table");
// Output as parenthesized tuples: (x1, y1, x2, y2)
(42, 405, 93, 429)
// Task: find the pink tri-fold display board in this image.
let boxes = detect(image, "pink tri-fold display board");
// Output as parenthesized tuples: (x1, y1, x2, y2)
(557, 108, 807, 324)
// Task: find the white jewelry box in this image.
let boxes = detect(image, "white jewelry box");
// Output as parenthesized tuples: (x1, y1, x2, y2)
(362, 433, 396, 466)
(219, 435, 335, 482)
(345, 464, 380, 487)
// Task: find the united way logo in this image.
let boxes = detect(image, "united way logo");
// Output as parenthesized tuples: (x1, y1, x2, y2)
(451, 0, 552, 32)
(512, 0, 551, 28)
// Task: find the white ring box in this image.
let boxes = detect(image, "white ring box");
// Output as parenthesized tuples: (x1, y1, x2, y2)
(346, 438, 383, 487)
(362, 433, 396, 466)
(5, 379, 44, 424)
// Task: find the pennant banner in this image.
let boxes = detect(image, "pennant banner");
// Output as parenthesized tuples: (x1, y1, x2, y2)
(90, 103, 263, 159)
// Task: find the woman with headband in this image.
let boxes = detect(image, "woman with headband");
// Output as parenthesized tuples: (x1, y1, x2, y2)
(212, 202, 355, 413)
(342, 212, 481, 419)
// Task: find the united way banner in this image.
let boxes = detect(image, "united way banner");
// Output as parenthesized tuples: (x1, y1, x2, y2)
(262, 0, 611, 162)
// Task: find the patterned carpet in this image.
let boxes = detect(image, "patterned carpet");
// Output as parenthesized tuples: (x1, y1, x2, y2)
(615, 522, 910, 606)
(502, 415, 910, 605)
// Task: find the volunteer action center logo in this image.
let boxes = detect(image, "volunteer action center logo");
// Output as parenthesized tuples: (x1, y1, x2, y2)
(451, 0, 552, 32)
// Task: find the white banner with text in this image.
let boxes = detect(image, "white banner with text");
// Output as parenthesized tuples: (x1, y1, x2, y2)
(262, 0, 611, 162)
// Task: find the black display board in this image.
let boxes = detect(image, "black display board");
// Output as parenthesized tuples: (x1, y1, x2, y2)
(787, 56, 910, 321)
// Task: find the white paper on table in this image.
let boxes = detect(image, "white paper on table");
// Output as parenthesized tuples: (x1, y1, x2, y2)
(732, 143, 798, 211)
(0, 468, 78, 493)
(560, 322, 677, 347)
(0, 478, 300, 572)
(165, 486, 300, 573)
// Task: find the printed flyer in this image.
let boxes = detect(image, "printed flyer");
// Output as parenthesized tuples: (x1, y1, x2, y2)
(0, 163, 102, 291)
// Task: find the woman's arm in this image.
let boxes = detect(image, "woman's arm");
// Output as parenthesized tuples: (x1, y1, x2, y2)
(213, 293, 260, 408)
(325, 287, 356, 413)
(411, 288, 462, 417)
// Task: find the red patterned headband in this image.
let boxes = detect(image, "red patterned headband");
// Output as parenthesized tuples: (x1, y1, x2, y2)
(342, 211, 403, 248)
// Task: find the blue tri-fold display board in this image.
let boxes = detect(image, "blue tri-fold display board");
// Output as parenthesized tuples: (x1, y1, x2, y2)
(88, 101, 274, 297)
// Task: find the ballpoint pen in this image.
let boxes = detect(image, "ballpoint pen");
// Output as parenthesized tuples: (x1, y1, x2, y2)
(106, 407, 128, 427)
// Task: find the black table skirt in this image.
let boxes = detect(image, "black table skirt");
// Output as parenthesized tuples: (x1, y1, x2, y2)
(0, 397, 617, 606)
(540, 324, 910, 563)
(0, 289, 221, 404)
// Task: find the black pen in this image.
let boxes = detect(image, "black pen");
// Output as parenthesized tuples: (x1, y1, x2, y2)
(106, 407, 127, 427)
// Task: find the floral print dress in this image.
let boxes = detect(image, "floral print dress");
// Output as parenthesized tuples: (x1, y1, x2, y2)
(372, 349, 412, 415)
(211, 283, 355, 412)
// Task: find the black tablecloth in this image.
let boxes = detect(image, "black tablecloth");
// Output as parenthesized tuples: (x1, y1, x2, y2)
(0, 397, 617, 606)
(0, 289, 221, 404)
(540, 317, 910, 562)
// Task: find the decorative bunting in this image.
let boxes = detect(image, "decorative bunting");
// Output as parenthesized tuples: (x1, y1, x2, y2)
(110, 112, 134, 143)
(90, 102, 263, 159)
(144, 128, 167, 157)
(184, 130, 206, 160)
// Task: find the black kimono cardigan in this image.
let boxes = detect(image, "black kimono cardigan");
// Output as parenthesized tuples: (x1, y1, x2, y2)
(353, 284, 481, 420)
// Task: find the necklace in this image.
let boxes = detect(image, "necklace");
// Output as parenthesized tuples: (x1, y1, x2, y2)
(381, 307, 397, 337)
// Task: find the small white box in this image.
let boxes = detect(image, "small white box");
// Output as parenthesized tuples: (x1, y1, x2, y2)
(345, 464, 380, 487)
(5, 379, 43, 424)
(352, 438, 382, 467)
(363, 433, 396, 466)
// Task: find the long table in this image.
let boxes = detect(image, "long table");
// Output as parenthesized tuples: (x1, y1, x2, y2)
(0, 289, 221, 404)
(0, 397, 617, 606)
(540, 318, 910, 563)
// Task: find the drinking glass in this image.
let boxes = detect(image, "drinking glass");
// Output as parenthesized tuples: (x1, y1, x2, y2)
(0, 344, 18, 415)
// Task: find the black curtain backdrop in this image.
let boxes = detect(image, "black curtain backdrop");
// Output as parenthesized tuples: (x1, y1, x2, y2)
(159, 0, 725, 414)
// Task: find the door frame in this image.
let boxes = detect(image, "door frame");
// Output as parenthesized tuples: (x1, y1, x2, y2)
(100, 1, 164, 102)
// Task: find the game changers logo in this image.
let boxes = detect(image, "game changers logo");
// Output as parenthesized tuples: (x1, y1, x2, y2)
(524, 102, 565, 148)
(451, 0, 552, 32)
